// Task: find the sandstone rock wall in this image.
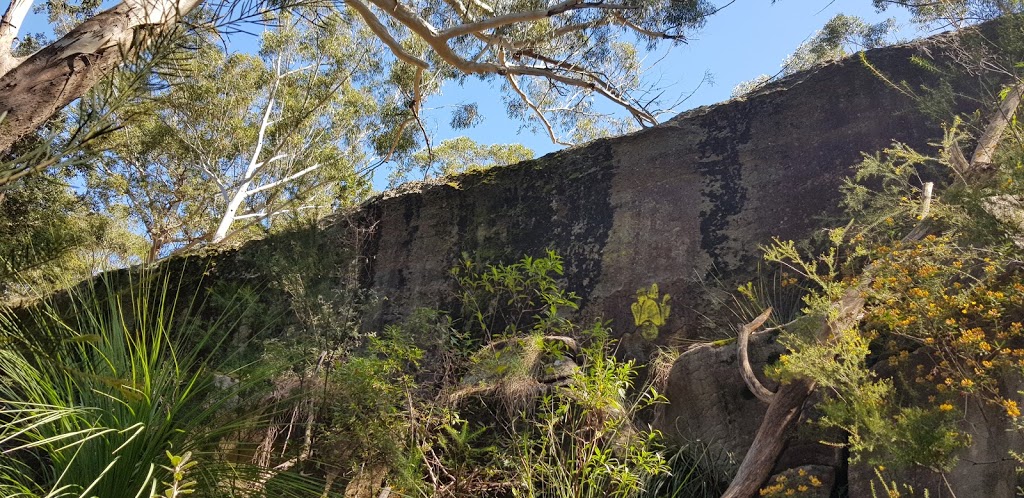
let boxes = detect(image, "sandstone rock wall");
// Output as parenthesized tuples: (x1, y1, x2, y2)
(356, 43, 937, 341)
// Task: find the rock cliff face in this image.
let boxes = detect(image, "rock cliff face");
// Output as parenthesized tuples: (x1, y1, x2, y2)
(356, 42, 936, 340)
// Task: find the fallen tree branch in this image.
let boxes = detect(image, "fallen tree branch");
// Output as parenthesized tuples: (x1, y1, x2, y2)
(722, 289, 865, 498)
(721, 378, 816, 498)
(737, 308, 776, 404)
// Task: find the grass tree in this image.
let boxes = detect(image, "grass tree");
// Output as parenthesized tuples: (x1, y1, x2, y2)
(0, 268, 326, 496)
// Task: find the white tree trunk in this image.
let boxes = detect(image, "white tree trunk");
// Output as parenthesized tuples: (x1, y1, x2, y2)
(209, 56, 323, 244)
(0, 0, 33, 78)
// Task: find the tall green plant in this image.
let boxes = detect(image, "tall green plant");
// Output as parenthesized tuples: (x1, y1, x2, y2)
(509, 324, 668, 498)
(0, 268, 319, 497)
(451, 250, 579, 341)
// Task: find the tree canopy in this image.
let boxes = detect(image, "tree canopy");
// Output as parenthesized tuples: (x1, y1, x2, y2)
(0, 0, 717, 168)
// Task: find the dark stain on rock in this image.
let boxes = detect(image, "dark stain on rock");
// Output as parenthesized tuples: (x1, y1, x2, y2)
(356, 203, 383, 289)
(694, 102, 754, 273)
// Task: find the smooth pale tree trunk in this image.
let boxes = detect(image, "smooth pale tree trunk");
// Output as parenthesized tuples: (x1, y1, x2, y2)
(0, 0, 32, 78)
(0, 0, 203, 153)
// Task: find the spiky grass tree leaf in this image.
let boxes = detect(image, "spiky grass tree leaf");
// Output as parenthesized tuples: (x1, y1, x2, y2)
(0, 265, 325, 497)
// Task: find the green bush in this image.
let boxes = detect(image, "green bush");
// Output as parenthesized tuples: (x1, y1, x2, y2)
(0, 268, 320, 497)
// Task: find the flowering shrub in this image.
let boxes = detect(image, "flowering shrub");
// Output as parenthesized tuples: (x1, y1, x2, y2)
(760, 135, 1024, 470)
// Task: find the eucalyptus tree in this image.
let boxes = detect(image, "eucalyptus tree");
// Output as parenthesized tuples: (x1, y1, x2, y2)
(732, 13, 897, 98)
(87, 10, 380, 260)
(346, 0, 715, 146)
(872, 0, 1024, 27)
(0, 0, 721, 174)
(0, 166, 146, 301)
(0, 0, 206, 153)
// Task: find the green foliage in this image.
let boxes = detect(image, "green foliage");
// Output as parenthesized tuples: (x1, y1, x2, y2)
(451, 250, 580, 341)
(320, 325, 424, 474)
(638, 442, 731, 498)
(0, 267, 320, 497)
(86, 8, 378, 257)
(631, 283, 671, 341)
(510, 323, 668, 498)
(390, 136, 534, 187)
(1011, 447, 1024, 495)
(0, 129, 147, 301)
(332, 252, 708, 497)
(158, 451, 198, 498)
(783, 14, 898, 73)
(760, 117, 1024, 472)
(874, 0, 1023, 26)
(732, 13, 897, 97)
(0, 171, 143, 301)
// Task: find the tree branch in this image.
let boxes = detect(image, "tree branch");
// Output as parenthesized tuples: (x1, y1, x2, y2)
(232, 204, 321, 220)
(467, 0, 494, 15)
(501, 51, 571, 146)
(611, 12, 685, 41)
(245, 163, 321, 196)
(725, 151, 947, 496)
(355, 0, 660, 131)
(723, 288, 865, 498)
(346, 0, 429, 69)
(969, 79, 1024, 173)
(252, 153, 289, 171)
(212, 55, 283, 243)
(737, 308, 776, 404)
(0, 0, 205, 153)
(439, 0, 636, 40)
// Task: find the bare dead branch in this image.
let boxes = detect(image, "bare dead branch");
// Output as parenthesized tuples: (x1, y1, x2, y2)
(919, 181, 934, 220)
(737, 308, 776, 404)
(970, 79, 1024, 172)
(246, 163, 321, 196)
(722, 378, 816, 498)
(723, 288, 865, 498)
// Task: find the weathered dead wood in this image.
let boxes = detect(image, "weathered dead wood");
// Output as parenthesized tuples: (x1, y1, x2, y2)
(737, 307, 776, 404)
(720, 378, 816, 498)
(970, 80, 1024, 173)
(722, 290, 865, 498)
